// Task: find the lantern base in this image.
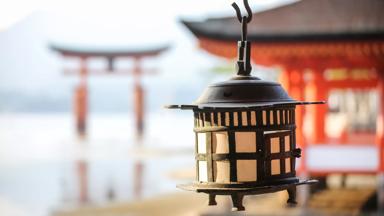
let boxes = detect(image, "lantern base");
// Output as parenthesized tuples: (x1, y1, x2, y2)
(177, 179, 317, 211)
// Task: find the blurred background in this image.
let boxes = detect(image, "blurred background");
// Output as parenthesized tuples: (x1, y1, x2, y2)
(0, 0, 383, 215)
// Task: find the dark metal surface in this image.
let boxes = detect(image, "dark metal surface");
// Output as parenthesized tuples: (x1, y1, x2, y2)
(177, 179, 317, 193)
(165, 75, 324, 110)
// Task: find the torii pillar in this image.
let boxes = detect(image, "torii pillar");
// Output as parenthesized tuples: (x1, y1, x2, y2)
(74, 58, 88, 137)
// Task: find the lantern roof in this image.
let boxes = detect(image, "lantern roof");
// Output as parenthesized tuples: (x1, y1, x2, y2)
(166, 75, 322, 110)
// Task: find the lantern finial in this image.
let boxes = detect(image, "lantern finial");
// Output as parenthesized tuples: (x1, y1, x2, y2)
(232, 0, 253, 76)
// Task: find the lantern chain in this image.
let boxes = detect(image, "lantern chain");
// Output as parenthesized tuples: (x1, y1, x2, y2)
(232, 0, 253, 76)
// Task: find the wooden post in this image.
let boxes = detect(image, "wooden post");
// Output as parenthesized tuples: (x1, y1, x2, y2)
(306, 68, 328, 144)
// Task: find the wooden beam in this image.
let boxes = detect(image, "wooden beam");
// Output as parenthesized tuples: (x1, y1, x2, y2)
(327, 79, 378, 89)
(63, 69, 158, 76)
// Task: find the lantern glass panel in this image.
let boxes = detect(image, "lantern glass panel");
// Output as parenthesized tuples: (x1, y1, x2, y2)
(212, 132, 229, 153)
(225, 112, 230, 126)
(198, 161, 208, 182)
(233, 112, 239, 126)
(271, 159, 280, 175)
(235, 132, 256, 152)
(276, 110, 281, 124)
(271, 137, 280, 153)
(237, 160, 257, 182)
(241, 111, 248, 126)
(250, 111, 256, 126)
(214, 161, 230, 183)
(285, 136, 290, 151)
(210, 112, 216, 126)
(270, 110, 274, 125)
(262, 110, 267, 125)
(197, 133, 206, 153)
(285, 158, 291, 173)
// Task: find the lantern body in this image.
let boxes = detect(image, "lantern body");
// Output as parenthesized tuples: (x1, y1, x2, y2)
(166, 76, 322, 211)
(194, 107, 298, 187)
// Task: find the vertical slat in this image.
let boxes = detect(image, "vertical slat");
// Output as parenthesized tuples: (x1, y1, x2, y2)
(280, 136, 286, 174)
(257, 110, 263, 126)
(228, 131, 237, 182)
(213, 112, 218, 127)
(292, 129, 297, 174)
(237, 111, 242, 127)
(206, 132, 213, 182)
(265, 136, 271, 177)
(280, 109, 284, 125)
(285, 109, 289, 125)
(229, 112, 234, 126)
(292, 108, 296, 124)
(205, 113, 213, 182)
(221, 112, 226, 126)
(199, 112, 204, 127)
(195, 132, 199, 181)
(256, 130, 264, 182)
(273, 109, 278, 126)
(193, 112, 198, 128)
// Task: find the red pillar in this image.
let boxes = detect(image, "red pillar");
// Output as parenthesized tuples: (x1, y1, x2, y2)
(377, 74, 384, 172)
(306, 68, 328, 144)
(377, 70, 384, 213)
(280, 68, 306, 172)
(74, 84, 87, 136)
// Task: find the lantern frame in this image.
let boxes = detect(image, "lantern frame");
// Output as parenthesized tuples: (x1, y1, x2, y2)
(170, 105, 319, 210)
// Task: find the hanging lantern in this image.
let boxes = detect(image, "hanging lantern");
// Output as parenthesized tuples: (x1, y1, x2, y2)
(166, 0, 324, 211)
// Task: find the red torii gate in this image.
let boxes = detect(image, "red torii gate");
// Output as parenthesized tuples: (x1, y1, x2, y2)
(181, 0, 384, 174)
(51, 44, 169, 138)
(51, 44, 168, 203)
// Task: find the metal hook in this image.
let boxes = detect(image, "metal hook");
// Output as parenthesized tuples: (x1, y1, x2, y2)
(231, 0, 253, 23)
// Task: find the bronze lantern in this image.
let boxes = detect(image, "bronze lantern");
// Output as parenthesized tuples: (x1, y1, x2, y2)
(166, 0, 324, 211)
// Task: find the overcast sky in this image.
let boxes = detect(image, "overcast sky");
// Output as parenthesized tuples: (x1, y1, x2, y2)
(0, 0, 294, 112)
